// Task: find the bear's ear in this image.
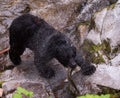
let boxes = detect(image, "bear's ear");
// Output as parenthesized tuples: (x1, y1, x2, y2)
(34, 16, 41, 24)
(56, 39, 66, 45)
(51, 34, 67, 45)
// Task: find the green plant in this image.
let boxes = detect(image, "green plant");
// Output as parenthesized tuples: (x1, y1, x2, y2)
(77, 94, 110, 98)
(12, 87, 33, 98)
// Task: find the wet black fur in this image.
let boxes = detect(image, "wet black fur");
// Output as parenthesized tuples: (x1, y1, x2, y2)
(9, 14, 96, 78)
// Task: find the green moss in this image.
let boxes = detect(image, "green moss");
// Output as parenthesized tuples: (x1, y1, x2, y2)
(111, 93, 120, 98)
(101, 39, 112, 60)
(107, 3, 116, 10)
(20, 4, 31, 14)
(77, 21, 90, 26)
(77, 18, 96, 30)
(92, 53, 105, 64)
(13, 87, 34, 98)
(81, 40, 105, 64)
(98, 85, 120, 98)
(76, 18, 96, 38)
(0, 81, 5, 88)
(102, 40, 111, 54)
(112, 47, 118, 54)
(91, 43, 102, 52)
(95, 2, 116, 17)
(89, 43, 105, 63)
(89, 17, 96, 30)
(81, 39, 112, 64)
(77, 94, 110, 98)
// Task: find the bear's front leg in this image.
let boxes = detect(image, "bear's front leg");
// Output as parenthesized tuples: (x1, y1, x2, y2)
(37, 65, 55, 78)
(34, 55, 55, 78)
(75, 52, 96, 75)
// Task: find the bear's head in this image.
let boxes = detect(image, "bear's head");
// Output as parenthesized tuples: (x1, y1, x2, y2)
(51, 33, 77, 68)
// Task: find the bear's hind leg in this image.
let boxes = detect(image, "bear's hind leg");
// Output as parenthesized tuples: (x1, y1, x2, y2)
(9, 45, 25, 65)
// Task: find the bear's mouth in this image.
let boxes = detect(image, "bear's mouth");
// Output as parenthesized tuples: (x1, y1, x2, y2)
(68, 58, 77, 69)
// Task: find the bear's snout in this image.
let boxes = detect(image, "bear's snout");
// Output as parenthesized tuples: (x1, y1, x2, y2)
(69, 58, 77, 68)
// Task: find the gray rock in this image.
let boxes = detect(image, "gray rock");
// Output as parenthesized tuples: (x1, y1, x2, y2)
(1, 55, 68, 97)
(71, 64, 120, 95)
(71, 0, 120, 94)
(71, 71, 101, 95)
(0, 25, 6, 35)
(77, 0, 110, 22)
(3, 81, 54, 98)
(29, 0, 84, 31)
(6, 94, 12, 98)
(89, 64, 120, 90)
(111, 54, 120, 66)
(2, 81, 20, 94)
(94, 2, 120, 47)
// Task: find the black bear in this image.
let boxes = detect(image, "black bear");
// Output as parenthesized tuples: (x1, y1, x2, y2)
(9, 13, 96, 78)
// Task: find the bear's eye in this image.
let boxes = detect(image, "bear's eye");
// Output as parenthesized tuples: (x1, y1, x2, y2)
(72, 53, 76, 58)
(72, 46, 76, 55)
(58, 40, 66, 45)
(62, 40, 66, 44)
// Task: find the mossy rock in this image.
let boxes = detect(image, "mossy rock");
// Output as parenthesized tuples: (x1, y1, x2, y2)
(81, 40, 105, 64)
(98, 85, 120, 98)
(77, 17, 96, 31)
(81, 39, 113, 64)
(107, 3, 116, 10)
